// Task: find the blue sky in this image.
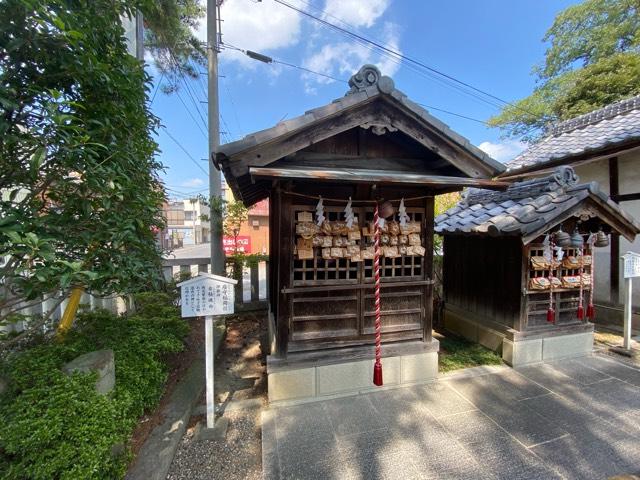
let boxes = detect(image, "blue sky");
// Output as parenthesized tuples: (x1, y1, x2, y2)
(150, 0, 578, 199)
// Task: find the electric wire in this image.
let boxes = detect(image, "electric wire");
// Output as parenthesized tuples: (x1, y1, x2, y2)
(161, 126, 209, 176)
(222, 42, 491, 126)
(272, 0, 530, 114)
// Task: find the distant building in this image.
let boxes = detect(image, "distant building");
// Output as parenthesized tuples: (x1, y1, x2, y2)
(222, 178, 270, 255)
(162, 198, 210, 248)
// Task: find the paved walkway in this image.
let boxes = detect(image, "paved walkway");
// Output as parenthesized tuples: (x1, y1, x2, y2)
(263, 355, 640, 479)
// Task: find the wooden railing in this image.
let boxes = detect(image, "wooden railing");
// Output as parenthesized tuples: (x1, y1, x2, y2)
(161, 257, 269, 312)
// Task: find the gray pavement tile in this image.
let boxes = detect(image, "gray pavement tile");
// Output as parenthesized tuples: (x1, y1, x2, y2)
(581, 378, 640, 412)
(274, 402, 334, 444)
(413, 382, 477, 418)
(438, 410, 510, 445)
(520, 392, 633, 443)
(352, 450, 426, 480)
(478, 401, 569, 447)
(277, 435, 342, 472)
(531, 433, 638, 480)
(549, 358, 612, 385)
(516, 363, 587, 397)
(463, 437, 563, 480)
(576, 356, 640, 387)
(323, 395, 386, 437)
(279, 457, 354, 480)
(446, 369, 549, 403)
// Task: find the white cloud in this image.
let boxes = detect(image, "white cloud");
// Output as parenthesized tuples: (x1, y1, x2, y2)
(302, 21, 401, 92)
(477, 139, 527, 163)
(180, 178, 205, 188)
(197, 0, 302, 66)
(323, 0, 390, 28)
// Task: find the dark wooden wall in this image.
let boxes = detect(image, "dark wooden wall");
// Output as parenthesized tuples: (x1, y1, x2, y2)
(443, 235, 522, 331)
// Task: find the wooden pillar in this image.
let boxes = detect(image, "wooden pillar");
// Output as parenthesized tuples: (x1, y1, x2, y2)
(423, 196, 434, 343)
(275, 186, 292, 357)
(610, 157, 620, 304)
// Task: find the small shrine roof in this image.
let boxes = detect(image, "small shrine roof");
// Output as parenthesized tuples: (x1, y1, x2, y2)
(504, 95, 640, 177)
(435, 166, 640, 243)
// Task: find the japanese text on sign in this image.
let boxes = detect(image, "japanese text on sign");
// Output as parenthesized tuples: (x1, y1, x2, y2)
(623, 252, 640, 278)
(178, 274, 236, 318)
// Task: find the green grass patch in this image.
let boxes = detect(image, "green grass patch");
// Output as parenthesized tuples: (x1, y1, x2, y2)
(438, 334, 503, 373)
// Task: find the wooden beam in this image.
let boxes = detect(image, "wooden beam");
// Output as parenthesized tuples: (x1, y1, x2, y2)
(250, 167, 510, 190)
(612, 192, 640, 202)
(610, 157, 620, 305)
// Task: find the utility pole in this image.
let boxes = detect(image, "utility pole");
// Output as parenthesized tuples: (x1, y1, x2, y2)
(208, 0, 225, 275)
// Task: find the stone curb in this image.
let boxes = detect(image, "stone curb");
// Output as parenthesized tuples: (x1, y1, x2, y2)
(125, 324, 225, 480)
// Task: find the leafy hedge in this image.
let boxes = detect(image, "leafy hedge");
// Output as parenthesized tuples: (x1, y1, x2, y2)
(0, 293, 188, 479)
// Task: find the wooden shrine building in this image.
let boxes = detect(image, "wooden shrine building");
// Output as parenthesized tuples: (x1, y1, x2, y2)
(216, 65, 506, 402)
(436, 166, 640, 367)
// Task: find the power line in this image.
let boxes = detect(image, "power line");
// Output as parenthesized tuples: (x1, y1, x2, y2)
(150, 72, 165, 105)
(222, 43, 492, 126)
(272, 0, 529, 113)
(161, 126, 209, 176)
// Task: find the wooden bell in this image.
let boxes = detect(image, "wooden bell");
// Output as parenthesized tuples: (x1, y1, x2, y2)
(554, 227, 571, 248)
(594, 229, 609, 247)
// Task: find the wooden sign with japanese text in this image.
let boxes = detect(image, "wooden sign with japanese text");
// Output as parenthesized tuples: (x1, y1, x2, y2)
(177, 273, 238, 318)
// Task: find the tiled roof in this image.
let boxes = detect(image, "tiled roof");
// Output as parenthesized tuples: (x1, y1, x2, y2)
(435, 166, 640, 242)
(217, 65, 504, 174)
(505, 95, 640, 173)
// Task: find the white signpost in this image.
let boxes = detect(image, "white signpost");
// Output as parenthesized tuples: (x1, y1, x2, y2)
(621, 252, 640, 350)
(178, 273, 237, 429)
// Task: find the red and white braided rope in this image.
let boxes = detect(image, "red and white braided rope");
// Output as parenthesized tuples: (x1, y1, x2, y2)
(373, 205, 382, 369)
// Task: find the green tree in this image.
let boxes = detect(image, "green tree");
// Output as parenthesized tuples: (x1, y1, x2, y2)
(489, 0, 640, 141)
(0, 0, 166, 346)
(223, 200, 249, 254)
(143, 0, 207, 90)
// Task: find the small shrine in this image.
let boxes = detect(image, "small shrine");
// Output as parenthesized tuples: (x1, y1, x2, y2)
(435, 166, 640, 366)
(216, 65, 506, 402)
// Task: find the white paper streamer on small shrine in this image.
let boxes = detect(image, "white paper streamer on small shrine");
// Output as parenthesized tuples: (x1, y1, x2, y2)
(315, 196, 325, 226)
(554, 245, 565, 262)
(542, 234, 552, 263)
(344, 197, 355, 228)
(398, 198, 409, 227)
(377, 217, 386, 229)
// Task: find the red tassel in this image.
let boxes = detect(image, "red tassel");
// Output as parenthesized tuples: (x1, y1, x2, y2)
(547, 307, 555, 323)
(373, 362, 383, 386)
(577, 305, 584, 320)
(587, 303, 595, 319)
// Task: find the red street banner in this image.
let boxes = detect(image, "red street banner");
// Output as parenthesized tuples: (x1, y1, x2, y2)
(223, 236, 251, 255)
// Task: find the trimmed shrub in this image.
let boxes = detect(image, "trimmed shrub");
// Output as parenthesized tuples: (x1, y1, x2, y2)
(0, 293, 188, 479)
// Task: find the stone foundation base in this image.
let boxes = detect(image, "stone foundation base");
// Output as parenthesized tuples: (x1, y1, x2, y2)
(444, 307, 594, 368)
(502, 332, 594, 367)
(267, 341, 439, 404)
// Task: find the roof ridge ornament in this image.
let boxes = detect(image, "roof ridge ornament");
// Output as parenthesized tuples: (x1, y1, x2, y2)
(551, 165, 578, 188)
(347, 64, 395, 95)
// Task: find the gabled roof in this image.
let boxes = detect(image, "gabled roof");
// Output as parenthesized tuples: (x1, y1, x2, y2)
(504, 95, 640, 177)
(215, 65, 505, 205)
(435, 166, 640, 244)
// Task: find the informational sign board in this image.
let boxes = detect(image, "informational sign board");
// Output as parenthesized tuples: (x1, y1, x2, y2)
(623, 252, 640, 278)
(177, 273, 238, 318)
(176, 272, 238, 430)
(223, 236, 251, 255)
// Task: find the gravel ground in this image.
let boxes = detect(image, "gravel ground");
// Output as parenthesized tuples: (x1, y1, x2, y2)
(167, 313, 267, 480)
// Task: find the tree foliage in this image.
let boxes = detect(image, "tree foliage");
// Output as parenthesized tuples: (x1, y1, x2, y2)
(489, 0, 640, 141)
(143, 0, 207, 90)
(0, 0, 166, 326)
